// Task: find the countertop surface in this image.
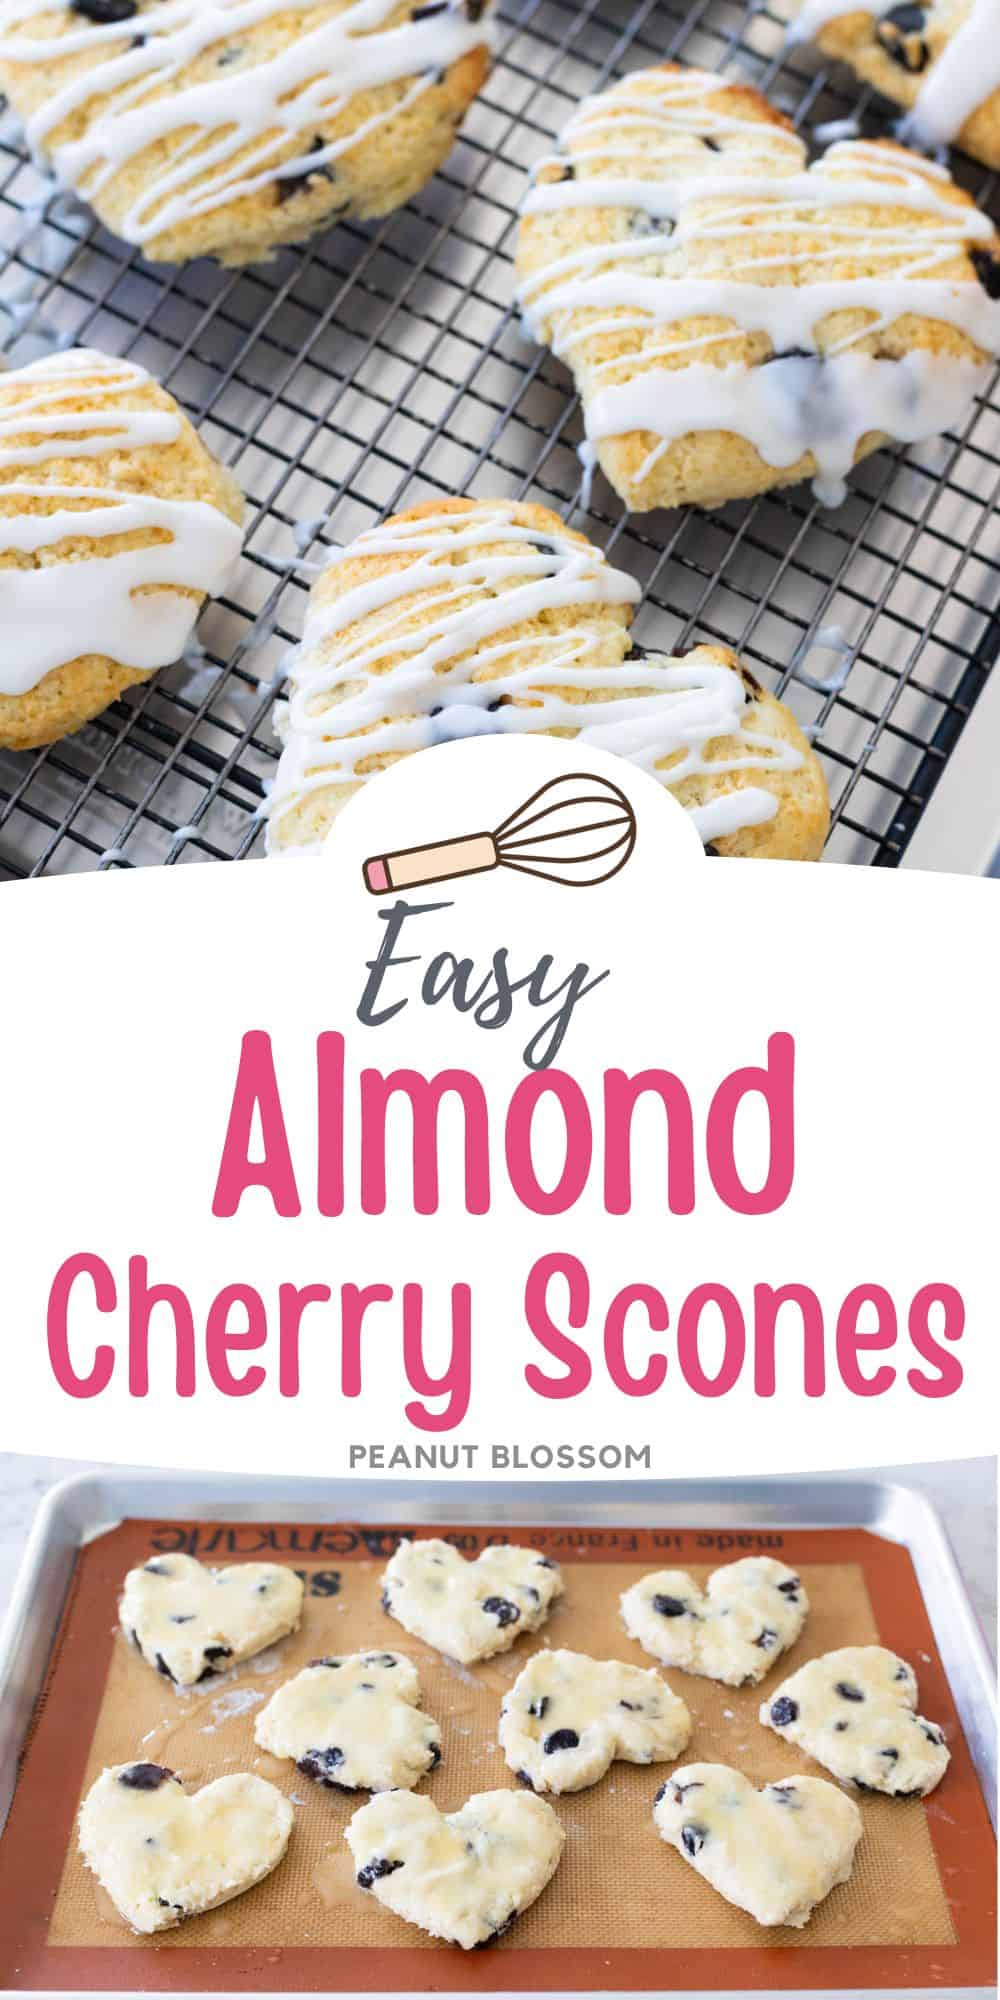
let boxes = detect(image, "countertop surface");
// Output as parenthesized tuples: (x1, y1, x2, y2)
(0, 1453, 995, 1659)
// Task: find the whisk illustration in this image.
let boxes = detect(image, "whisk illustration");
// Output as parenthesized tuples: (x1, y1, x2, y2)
(363, 771, 637, 895)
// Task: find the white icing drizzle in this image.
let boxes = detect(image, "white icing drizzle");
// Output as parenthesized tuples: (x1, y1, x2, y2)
(517, 70, 998, 503)
(791, 0, 1000, 153)
(580, 350, 989, 508)
(0, 349, 243, 697)
(0, 0, 494, 246)
(265, 502, 802, 847)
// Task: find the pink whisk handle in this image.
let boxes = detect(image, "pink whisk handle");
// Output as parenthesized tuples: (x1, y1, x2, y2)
(363, 830, 499, 895)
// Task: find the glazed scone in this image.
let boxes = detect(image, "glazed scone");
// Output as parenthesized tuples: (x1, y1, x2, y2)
(255, 1650, 442, 1792)
(121, 1552, 304, 1687)
(346, 1787, 564, 1947)
(653, 1763, 862, 1928)
(621, 1558, 808, 1687)
(515, 66, 1000, 511)
(265, 496, 830, 860)
(789, 0, 1000, 173)
(78, 1762, 293, 1934)
(0, 348, 244, 752)
(381, 1538, 564, 1664)
(0, 1, 494, 266)
(499, 1648, 691, 1793)
(761, 1644, 951, 1796)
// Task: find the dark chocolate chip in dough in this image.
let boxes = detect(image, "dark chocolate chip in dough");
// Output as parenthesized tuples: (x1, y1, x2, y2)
(652, 1594, 687, 1618)
(543, 1728, 580, 1754)
(119, 1764, 178, 1791)
(835, 1682, 865, 1702)
(922, 1723, 945, 1746)
(777, 1577, 801, 1597)
(427, 1741, 442, 1768)
(482, 1596, 520, 1627)
(875, 5, 930, 72)
(198, 1645, 233, 1681)
(71, 0, 138, 20)
(681, 1822, 707, 1857)
(770, 1696, 798, 1727)
(299, 1746, 350, 1788)
(755, 1627, 779, 1649)
(276, 137, 337, 206)
(357, 1856, 405, 1890)
(528, 1696, 550, 1720)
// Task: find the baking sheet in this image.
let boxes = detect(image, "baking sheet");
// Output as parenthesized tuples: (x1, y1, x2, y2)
(0, 1509, 994, 1993)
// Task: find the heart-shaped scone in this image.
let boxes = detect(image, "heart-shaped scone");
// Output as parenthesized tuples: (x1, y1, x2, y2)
(78, 1763, 293, 1934)
(653, 1763, 862, 1928)
(516, 65, 1000, 512)
(381, 1538, 564, 1664)
(760, 1645, 951, 1797)
(499, 1647, 691, 1793)
(621, 1557, 807, 1686)
(265, 497, 829, 864)
(121, 1552, 303, 1687)
(789, 0, 1000, 176)
(0, 5, 493, 267)
(346, 1788, 564, 1947)
(255, 1650, 442, 1792)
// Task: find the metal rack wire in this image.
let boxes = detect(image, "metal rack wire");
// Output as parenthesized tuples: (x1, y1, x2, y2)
(1, 0, 998, 877)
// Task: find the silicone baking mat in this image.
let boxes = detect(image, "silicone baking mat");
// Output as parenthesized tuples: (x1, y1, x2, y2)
(0, 1518, 994, 1991)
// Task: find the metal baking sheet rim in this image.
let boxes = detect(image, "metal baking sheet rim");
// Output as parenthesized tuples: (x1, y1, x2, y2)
(0, 1467, 995, 2000)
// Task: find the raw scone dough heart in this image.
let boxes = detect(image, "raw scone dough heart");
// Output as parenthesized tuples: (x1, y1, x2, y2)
(381, 1539, 563, 1664)
(499, 1647, 691, 1793)
(255, 1650, 442, 1792)
(121, 1552, 303, 1687)
(760, 1644, 951, 1797)
(653, 1762, 862, 1928)
(346, 1787, 565, 1948)
(621, 1557, 807, 1686)
(78, 1762, 293, 1934)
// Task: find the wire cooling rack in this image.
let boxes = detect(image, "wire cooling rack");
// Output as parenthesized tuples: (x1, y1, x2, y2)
(1, 0, 999, 878)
